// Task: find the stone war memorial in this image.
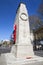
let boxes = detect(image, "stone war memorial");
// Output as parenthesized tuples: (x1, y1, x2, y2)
(12, 3, 34, 59)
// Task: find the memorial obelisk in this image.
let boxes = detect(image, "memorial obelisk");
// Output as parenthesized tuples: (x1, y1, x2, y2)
(13, 3, 34, 59)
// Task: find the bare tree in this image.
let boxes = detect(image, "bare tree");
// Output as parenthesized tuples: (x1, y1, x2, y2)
(37, 0, 43, 20)
(29, 15, 41, 30)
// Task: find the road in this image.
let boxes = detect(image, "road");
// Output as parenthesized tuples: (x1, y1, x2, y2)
(0, 46, 11, 54)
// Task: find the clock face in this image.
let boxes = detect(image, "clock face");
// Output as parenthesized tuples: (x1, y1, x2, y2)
(20, 13, 27, 21)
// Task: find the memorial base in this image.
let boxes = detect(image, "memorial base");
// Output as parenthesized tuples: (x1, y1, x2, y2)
(11, 44, 34, 59)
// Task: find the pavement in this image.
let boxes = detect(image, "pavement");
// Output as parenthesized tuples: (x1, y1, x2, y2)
(0, 53, 43, 65)
(0, 46, 43, 65)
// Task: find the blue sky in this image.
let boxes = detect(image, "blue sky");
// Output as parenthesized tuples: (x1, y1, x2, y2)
(0, 0, 42, 40)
